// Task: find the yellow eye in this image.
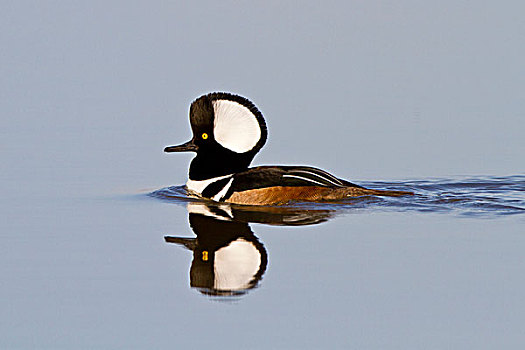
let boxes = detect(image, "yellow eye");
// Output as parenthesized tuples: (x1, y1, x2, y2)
(202, 133, 208, 140)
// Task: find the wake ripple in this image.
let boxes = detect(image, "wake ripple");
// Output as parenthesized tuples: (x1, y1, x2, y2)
(150, 175, 525, 217)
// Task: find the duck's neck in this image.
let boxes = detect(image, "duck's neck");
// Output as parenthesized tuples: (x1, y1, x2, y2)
(189, 151, 254, 180)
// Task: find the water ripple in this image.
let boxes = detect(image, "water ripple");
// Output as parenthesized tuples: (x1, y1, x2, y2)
(150, 175, 525, 217)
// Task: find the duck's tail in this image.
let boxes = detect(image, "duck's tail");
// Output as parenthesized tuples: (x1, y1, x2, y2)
(365, 189, 414, 197)
(344, 187, 414, 198)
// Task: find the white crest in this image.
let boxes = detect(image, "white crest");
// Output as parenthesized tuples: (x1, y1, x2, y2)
(213, 100, 261, 153)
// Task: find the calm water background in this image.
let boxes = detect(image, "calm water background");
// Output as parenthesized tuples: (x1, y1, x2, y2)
(2, 1, 524, 349)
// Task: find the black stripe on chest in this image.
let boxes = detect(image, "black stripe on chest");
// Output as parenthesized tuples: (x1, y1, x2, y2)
(201, 177, 232, 199)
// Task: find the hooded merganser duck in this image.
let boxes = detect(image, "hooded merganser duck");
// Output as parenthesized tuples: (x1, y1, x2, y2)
(164, 92, 413, 205)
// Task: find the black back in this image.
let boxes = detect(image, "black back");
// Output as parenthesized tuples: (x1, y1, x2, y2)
(223, 165, 364, 199)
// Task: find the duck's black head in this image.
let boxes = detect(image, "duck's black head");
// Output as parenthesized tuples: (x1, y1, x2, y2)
(164, 92, 267, 180)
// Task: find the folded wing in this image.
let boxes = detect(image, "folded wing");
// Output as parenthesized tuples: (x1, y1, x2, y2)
(228, 165, 363, 194)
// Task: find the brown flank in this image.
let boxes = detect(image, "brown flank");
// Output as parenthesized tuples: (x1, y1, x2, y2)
(225, 186, 413, 205)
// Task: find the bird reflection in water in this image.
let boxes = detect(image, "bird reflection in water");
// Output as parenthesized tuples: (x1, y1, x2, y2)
(165, 201, 335, 298)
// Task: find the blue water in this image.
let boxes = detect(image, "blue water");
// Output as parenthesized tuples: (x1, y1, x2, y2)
(2, 174, 524, 349)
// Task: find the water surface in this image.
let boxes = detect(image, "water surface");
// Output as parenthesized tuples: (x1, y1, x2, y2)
(153, 175, 525, 217)
(150, 175, 525, 300)
(3, 174, 525, 349)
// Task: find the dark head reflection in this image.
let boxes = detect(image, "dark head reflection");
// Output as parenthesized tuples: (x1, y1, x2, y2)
(165, 202, 335, 298)
(166, 203, 267, 297)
